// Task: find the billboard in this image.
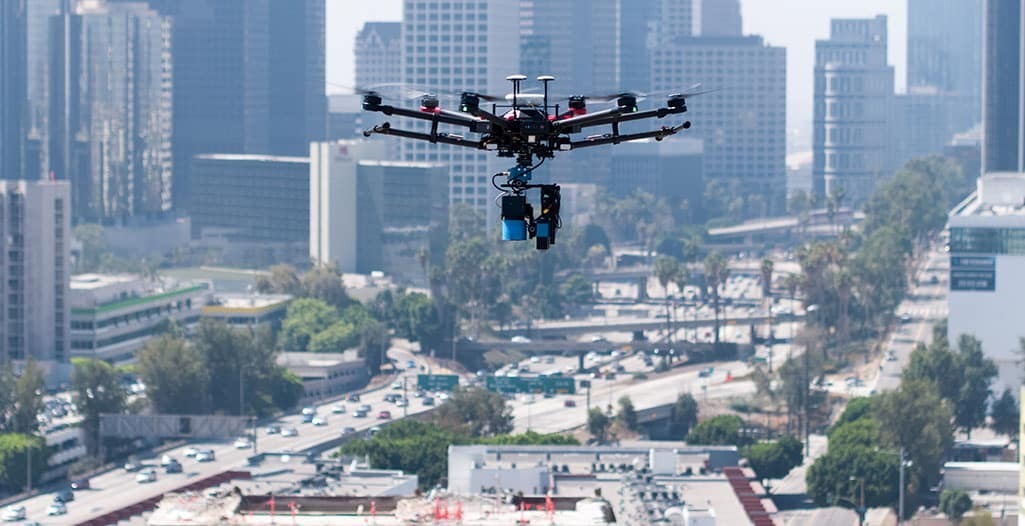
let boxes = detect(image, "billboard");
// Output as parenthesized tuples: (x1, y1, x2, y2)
(950, 256, 995, 291)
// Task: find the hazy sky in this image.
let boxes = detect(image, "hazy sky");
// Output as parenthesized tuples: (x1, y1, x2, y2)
(326, 0, 908, 151)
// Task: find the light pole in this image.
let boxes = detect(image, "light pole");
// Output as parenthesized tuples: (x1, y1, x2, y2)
(849, 476, 865, 526)
(803, 304, 819, 458)
(898, 447, 908, 526)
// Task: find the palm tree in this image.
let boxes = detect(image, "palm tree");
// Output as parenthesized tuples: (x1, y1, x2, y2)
(653, 256, 680, 344)
(672, 267, 690, 341)
(760, 258, 775, 369)
(704, 251, 730, 345)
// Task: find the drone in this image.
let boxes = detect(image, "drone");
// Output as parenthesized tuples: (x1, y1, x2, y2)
(362, 74, 700, 250)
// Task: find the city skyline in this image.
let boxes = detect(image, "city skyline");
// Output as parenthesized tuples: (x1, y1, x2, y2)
(328, 0, 908, 152)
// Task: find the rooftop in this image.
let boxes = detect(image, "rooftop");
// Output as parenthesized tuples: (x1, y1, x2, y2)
(203, 293, 292, 313)
(70, 273, 139, 290)
(193, 153, 309, 164)
(277, 351, 363, 369)
(952, 173, 1025, 218)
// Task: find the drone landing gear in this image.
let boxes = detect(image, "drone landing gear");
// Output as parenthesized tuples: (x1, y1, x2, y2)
(500, 181, 561, 251)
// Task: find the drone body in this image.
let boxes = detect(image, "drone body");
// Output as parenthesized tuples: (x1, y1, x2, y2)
(362, 74, 697, 250)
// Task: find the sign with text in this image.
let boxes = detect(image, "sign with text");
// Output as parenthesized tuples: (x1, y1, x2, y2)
(484, 375, 576, 394)
(950, 256, 995, 291)
(417, 374, 459, 392)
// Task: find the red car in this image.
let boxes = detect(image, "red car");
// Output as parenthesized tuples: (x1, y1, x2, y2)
(564, 399, 577, 408)
(377, 410, 392, 420)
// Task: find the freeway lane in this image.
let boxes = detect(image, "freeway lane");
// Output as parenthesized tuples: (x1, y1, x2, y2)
(13, 348, 433, 525)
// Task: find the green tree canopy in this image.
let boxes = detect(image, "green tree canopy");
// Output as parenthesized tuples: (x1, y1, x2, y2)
(0, 433, 48, 492)
(827, 417, 884, 453)
(135, 336, 209, 414)
(588, 407, 612, 443)
(668, 393, 699, 439)
(617, 396, 638, 432)
(806, 445, 899, 508)
(300, 265, 351, 310)
(433, 387, 513, 437)
(832, 397, 873, 430)
(308, 320, 358, 353)
(990, 388, 1019, 439)
(0, 359, 45, 435)
(939, 489, 973, 521)
(686, 414, 750, 447)
(874, 379, 953, 486)
(72, 358, 128, 452)
(743, 435, 803, 481)
(280, 298, 340, 352)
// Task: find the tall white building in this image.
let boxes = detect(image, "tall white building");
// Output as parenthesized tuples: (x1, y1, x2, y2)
(948, 173, 1025, 394)
(400, 0, 519, 229)
(812, 16, 894, 205)
(0, 181, 71, 384)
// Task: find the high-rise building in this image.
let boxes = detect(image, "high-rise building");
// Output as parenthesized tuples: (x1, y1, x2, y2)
(610, 138, 705, 223)
(519, 0, 619, 95)
(401, 0, 518, 227)
(652, 36, 787, 216)
(268, 0, 326, 157)
(354, 22, 401, 89)
(699, 0, 742, 37)
(812, 16, 894, 205)
(982, 0, 1025, 174)
(310, 141, 448, 285)
(1, 0, 27, 180)
(0, 180, 71, 383)
(908, 0, 982, 114)
(25, 0, 61, 181)
(75, 0, 173, 220)
(47, 1, 86, 214)
(619, 0, 661, 94)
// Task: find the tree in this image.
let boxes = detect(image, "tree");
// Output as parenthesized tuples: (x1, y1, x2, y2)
(434, 387, 513, 437)
(74, 223, 108, 273)
(703, 251, 730, 344)
(743, 436, 803, 481)
(3, 359, 45, 435)
(939, 489, 973, 521)
(560, 273, 595, 306)
(951, 335, 997, 438)
(686, 415, 750, 447)
(874, 379, 953, 487)
(341, 420, 462, 489)
(357, 320, 390, 376)
(0, 434, 47, 492)
(588, 407, 612, 443)
(617, 396, 638, 432)
(806, 446, 899, 508)
(653, 255, 680, 342)
(280, 298, 340, 352)
(136, 336, 208, 414)
(308, 320, 358, 353)
(832, 397, 873, 430)
(668, 393, 699, 438)
(827, 417, 884, 453)
(760, 258, 774, 298)
(990, 388, 1019, 438)
(72, 358, 128, 453)
(255, 264, 302, 295)
(300, 265, 351, 310)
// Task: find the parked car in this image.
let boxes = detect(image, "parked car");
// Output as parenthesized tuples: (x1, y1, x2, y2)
(46, 501, 66, 516)
(135, 468, 157, 483)
(195, 450, 216, 462)
(70, 478, 90, 490)
(378, 410, 392, 420)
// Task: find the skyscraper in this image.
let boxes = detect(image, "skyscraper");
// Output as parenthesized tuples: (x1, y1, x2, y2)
(268, 0, 326, 156)
(0, 0, 27, 180)
(699, 0, 742, 37)
(812, 16, 894, 205)
(355, 22, 401, 89)
(73, 0, 173, 220)
(652, 36, 787, 216)
(0, 180, 71, 383)
(25, 0, 61, 181)
(401, 0, 519, 226)
(982, 0, 1025, 174)
(47, 0, 85, 214)
(907, 0, 982, 133)
(519, 0, 619, 95)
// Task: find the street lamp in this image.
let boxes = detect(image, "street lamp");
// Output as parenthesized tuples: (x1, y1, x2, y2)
(803, 304, 819, 458)
(849, 476, 866, 526)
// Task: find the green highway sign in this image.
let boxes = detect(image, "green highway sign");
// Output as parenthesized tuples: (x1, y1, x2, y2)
(484, 375, 576, 394)
(417, 374, 459, 392)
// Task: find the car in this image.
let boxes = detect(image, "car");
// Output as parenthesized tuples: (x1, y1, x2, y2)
(406, 360, 416, 369)
(135, 468, 157, 483)
(697, 367, 714, 378)
(437, 392, 450, 401)
(332, 404, 346, 414)
(164, 459, 183, 474)
(234, 437, 251, 449)
(591, 336, 608, 343)
(281, 426, 299, 437)
(70, 478, 90, 490)
(160, 454, 175, 466)
(368, 426, 382, 437)
(54, 489, 74, 503)
(301, 406, 316, 416)
(352, 409, 368, 418)
(378, 410, 392, 419)
(564, 399, 577, 408)
(195, 450, 216, 462)
(46, 501, 67, 516)
(899, 313, 912, 324)
(929, 275, 939, 284)
(266, 425, 281, 435)
(887, 353, 898, 362)
(2, 505, 25, 522)
(301, 413, 315, 424)
(423, 396, 435, 406)
(341, 426, 357, 435)
(511, 335, 531, 343)
(395, 398, 408, 408)
(384, 393, 399, 403)
(123, 460, 142, 472)
(183, 446, 200, 457)
(544, 356, 555, 364)
(413, 390, 425, 398)
(312, 416, 327, 426)
(347, 393, 361, 402)
(391, 381, 403, 390)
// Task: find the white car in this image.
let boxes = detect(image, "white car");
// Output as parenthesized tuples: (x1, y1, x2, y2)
(195, 450, 216, 462)
(511, 336, 531, 343)
(234, 437, 251, 449)
(331, 404, 346, 414)
(391, 381, 403, 390)
(135, 468, 157, 483)
(183, 446, 199, 457)
(395, 398, 408, 408)
(311, 416, 327, 426)
(160, 454, 175, 466)
(2, 505, 26, 521)
(301, 406, 316, 416)
(529, 355, 540, 363)
(281, 426, 299, 437)
(46, 502, 66, 516)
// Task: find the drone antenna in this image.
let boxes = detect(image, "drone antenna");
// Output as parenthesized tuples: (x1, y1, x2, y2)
(507, 74, 527, 109)
(538, 75, 555, 117)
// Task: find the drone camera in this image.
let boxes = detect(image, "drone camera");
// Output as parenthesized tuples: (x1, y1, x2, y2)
(501, 195, 529, 241)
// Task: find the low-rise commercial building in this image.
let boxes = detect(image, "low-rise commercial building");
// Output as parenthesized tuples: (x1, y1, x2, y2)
(200, 293, 292, 331)
(276, 351, 368, 401)
(70, 274, 210, 362)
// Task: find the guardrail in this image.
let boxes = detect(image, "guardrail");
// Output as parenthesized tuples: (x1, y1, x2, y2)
(73, 470, 252, 526)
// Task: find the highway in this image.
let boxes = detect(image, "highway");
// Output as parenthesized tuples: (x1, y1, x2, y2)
(10, 347, 433, 525)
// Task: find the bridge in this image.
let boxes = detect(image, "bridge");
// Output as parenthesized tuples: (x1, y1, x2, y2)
(495, 313, 800, 339)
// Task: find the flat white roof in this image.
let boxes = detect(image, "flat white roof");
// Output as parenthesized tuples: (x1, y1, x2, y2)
(70, 273, 139, 290)
(209, 293, 292, 309)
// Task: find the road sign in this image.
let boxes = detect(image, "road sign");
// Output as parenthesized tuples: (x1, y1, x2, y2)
(417, 374, 459, 392)
(484, 375, 576, 394)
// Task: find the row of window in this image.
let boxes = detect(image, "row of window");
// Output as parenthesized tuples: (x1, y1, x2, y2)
(950, 227, 1025, 255)
(72, 315, 200, 350)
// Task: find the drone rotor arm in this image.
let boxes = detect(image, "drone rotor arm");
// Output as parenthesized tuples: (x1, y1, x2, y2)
(364, 102, 486, 131)
(363, 122, 487, 150)
(551, 106, 627, 133)
(567, 123, 690, 150)
(559, 104, 688, 132)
